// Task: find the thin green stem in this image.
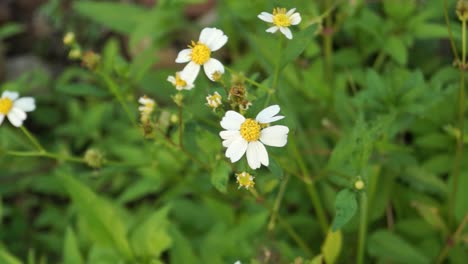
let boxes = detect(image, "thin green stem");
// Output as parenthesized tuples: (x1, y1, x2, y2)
(449, 18, 466, 228)
(436, 214, 468, 264)
(443, 0, 460, 63)
(357, 192, 368, 264)
(249, 188, 314, 257)
(178, 105, 184, 148)
(268, 174, 290, 231)
(7, 150, 85, 163)
(20, 126, 45, 153)
(265, 38, 284, 106)
(323, 0, 334, 101)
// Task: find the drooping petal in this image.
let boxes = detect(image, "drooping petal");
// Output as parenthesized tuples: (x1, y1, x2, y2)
(0, 114, 4, 126)
(258, 12, 274, 23)
(286, 8, 297, 16)
(2, 91, 19, 101)
(7, 108, 27, 127)
(280, 27, 293, 39)
(175, 48, 192, 63)
(246, 141, 269, 169)
(266, 26, 279, 33)
(260, 125, 289, 147)
(246, 143, 260, 169)
(290, 13, 302, 25)
(180, 61, 201, 83)
(13, 97, 35, 112)
(255, 105, 280, 123)
(220, 111, 245, 130)
(203, 58, 224, 81)
(225, 137, 248, 163)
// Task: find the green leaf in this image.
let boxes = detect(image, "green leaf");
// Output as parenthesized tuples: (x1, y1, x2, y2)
(455, 172, 468, 223)
(331, 189, 358, 231)
(56, 84, 108, 97)
(74, 2, 146, 34)
(368, 230, 430, 264)
(0, 23, 24, 39)
(63, 227, 84, 264)
(321, 230, 342, 264)
(280, 24, 319, 69)
(0, 248, 22, 264)
(413, 23, 449, 39)
(211, 162, 231, 193)
(58, 174, 134, 260)
(130, 206, 172, 258)
(384, 36, 407, 65)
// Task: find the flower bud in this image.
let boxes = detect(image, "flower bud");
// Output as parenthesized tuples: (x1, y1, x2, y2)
(457, 0, 468, 21)
(63, 32, 75, 46)
(84, 149, 104, 169)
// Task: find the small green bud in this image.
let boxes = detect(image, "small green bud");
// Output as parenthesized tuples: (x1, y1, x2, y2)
(457, 0, 468, 21)
(63, 32, 75, 46)
(84, 149, 104, 169)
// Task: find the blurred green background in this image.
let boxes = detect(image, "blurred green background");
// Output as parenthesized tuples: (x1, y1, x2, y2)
(0, 0, 467, 263)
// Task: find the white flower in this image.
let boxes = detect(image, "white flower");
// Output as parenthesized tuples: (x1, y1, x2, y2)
(206, 91, 222, 109)
(175, 27, 228, 82)
(258, 8, 302, 39)
(167, 72, 194, 91)
(0, 90, 36, 127)
(138, 95, 155, 124)
(219, 105, 289, 170)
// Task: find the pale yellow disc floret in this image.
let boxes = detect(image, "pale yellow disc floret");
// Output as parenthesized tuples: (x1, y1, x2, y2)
(240, 118, 261, 142)
(175, 73, 187, 87)
(0, 97, 13, 115)
(236, 172, 255, 189)
(272, 8, 292, 27)
(190, 41, 211, 65)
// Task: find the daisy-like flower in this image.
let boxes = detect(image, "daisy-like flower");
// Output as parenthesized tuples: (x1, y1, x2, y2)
(236, 172, 255, 189)
(258, 8, 302, 39)
(138, 95, 155, 124)
(167, 72, 194, 91)
(219, 105, 289, 170)
(0, 90, 36, 127)
(175, 27, 228, 82)
(206, 91, 222, 110)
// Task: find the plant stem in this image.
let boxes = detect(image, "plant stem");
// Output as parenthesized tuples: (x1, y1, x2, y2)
(20, 126, 45, 152)
(178, 105, 184, 148)
(449, 18, 466, 228)
(436, 214, 468, 264)
(268, 174, 290, 231)
(249, 188, 314, 257)
(265, 38, 284, 106)
(443, 0, 460, 63)
(356, 192, 368, 264)
(323, 0, 334, 102)
(7, 150, 85, 163)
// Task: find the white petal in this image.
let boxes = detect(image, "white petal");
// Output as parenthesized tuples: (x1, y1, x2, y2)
(258, 12, 273, 23)
(183, 83, 195, 90)
(260, 125, 289, 147)
(167, 76, 176, 84)
(256, 105, 281, 123)
(0, 114, 4, 126)
(2, 91, 19, 101)
(246, 141, 269, 170)
(199, 28, 226, 51)
(290, 13, 302, 25)
(175, 48, 192, 63)
(280, 27, 293, 39)
(203, 58, 224, 81)
(225, 137, 248, 163)
(13, 97, 35, 112)
(220, 130, 240, 140)
(180, 61, 200, 83)
(7, 108, 27, 127)
(266, 26, 279, 33)
(220, 111, 245, 130)
(286, 8, 297, 16)
(208, 34, 228, 52)
(221, 132, 241, 148)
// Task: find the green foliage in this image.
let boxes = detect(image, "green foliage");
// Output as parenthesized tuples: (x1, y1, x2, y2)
(1, 0, 467, 263)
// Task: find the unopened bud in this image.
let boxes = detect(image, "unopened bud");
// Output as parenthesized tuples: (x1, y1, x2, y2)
(172, 93, 184, 106)
(63, 32, 75, 46)
(354, 179, 365, 190)
(68, 49, 82, 60)
(457, 0, 468, 21)
(84, 149, 104, 169)
(81, 50, 101, 70)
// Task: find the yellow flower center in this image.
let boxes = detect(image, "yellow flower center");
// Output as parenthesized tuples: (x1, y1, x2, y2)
(190, 41, 211, 65)
(240, 118, 261, 142)
(175, 73, 187, 87)
(0, 97, 13, 115)
(236, 172, 255, 189)
(272, 8, 291, 27)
